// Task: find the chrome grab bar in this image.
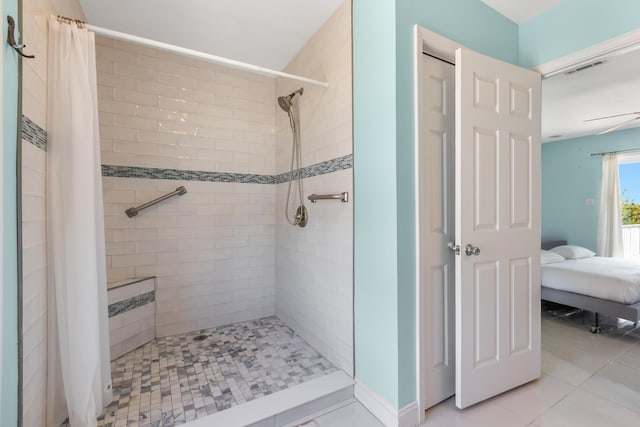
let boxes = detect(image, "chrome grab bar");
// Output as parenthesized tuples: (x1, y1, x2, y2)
(307, 192, 349, 203)
(125, 186, 187, 218)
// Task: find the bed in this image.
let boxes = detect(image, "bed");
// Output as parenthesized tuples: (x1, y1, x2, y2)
(541, 240, 640, 333)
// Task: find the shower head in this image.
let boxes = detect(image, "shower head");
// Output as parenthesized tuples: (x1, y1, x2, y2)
(278, 96, 292, 112)
(277, 87, 304, 112)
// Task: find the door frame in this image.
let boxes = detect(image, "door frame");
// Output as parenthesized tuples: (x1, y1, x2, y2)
(0, 0, 4, 392)
(415, 23, 640, 423)
(413, 24, 465, 423)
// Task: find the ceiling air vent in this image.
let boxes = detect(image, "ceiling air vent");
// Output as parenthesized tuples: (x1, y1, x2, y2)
(564, 60, 607, 76)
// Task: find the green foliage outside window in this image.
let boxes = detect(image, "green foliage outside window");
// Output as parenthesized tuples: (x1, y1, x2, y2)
(622, 198, 640, 225)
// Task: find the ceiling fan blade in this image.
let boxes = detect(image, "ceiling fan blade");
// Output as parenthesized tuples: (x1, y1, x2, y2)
(585, 112, 640, 122)
(597, 116, 640, 135)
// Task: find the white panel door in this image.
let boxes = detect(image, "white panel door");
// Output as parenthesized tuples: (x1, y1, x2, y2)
(418, 54, 456, 409)
(454, 47, 541, 409)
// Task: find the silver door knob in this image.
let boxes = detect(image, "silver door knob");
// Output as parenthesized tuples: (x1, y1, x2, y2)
(465, 244, 480, 256)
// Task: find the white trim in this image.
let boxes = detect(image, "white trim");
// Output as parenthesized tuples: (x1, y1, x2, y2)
(182, 371, 353, 427)
(533, 27, 640, 78)
(354, 380, 397, 426)
(354, 380, 419, 427)
(413, 25, 421, 424)
(413, 24, 465, 424)
(398, 402, 420, 427)
(0, 0, 4, 403)
(85, 24, 330, 88)
(618, 152, 640, 164)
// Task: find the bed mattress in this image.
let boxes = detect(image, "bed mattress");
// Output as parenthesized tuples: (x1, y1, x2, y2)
(542, 257, 640, 305)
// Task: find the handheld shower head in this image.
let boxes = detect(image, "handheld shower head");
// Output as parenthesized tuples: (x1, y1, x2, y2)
(278, 95, 292, 112)
(277, 88, 304, 112)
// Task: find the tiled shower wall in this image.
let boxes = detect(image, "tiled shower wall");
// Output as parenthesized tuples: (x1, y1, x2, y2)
(20, 9, 353, 426)
(96, 38, 278, 336)
(21, 0, 85, 426)
(275, 1, 354, 375)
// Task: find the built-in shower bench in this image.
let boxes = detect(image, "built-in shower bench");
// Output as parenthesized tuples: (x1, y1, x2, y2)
(107, 276, 156, 360)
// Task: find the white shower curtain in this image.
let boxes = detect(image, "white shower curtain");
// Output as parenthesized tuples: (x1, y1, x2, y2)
(46, 17, 112, 427)
(597, 154, 623, 257)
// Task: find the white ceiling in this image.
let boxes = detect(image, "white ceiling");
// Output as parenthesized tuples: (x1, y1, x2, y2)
(79, 0, 343, 70)
(479, 0, 640, 143)
(480, 0, 565, 23)
(542, 47, 640, 143)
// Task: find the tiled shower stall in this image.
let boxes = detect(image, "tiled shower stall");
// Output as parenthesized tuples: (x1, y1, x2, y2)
(21, 1, 352, 425)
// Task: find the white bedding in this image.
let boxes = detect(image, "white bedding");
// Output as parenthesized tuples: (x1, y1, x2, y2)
(541, 257, 640, 305)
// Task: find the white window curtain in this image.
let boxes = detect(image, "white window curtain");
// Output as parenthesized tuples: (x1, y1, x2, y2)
(597, 154, 623, 257)
(46, 16, 112, 427)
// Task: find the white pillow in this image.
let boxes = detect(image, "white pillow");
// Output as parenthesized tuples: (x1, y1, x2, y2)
(541, 250, 565, 265)
(550, 245, 596, 260)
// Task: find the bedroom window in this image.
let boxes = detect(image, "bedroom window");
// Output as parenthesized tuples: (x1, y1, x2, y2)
(620, 163, 640, 224)
(619, 154, 640, 258)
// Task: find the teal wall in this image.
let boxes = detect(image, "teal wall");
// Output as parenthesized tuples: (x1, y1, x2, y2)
(542, 128, 640, 252)
(353, 0, 400, 408)
(353, 0, 518, 409)
(2, 0, 20, 424)
(519, 0, 640, 67)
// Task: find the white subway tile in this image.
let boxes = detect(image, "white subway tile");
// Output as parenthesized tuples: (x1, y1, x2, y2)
(22, 194, 45, 222)
(97, 72, 136, 90)
(107, 267, 136, 281)
(158, 120, 199, 136)
(196, 80, 233, 96)
(97, 84, 114, 100)
(112, 253, 157, 267)
(196, 126, 233, 140)
(106, 241, 137, 256)
(178, 87, 216, 105)
(113, 62, 158, 81)
(136, 239, 179, 253)
(112, 177, 158, 191)
(158, 96, 200, 113)
(178, 64, 216, 82)
(114, 88, 158, 107)
(136, 80, 178, 98)
(112, 228, 158, 242)
(136, 55, 179, 73)
(113, 114, 159, 132)
(96, 58, 113, 73)
(136, 129, 181, 145)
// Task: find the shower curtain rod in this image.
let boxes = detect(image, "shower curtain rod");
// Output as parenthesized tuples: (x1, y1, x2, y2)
(82, 23, 330, 88)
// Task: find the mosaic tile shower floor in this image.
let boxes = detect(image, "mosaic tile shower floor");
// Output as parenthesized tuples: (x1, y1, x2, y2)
(63, 316, 337, 427)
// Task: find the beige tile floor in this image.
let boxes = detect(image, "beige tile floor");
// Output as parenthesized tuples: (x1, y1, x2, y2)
(308, 305, 640, 427)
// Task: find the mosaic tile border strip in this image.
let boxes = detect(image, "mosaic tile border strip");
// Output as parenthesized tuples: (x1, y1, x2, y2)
(21, 115, 47, 151)
(20, 115, 352, 182)
(101, 165, 274, 184)
(102, 154, 353, 184)
(273, 154, 353, 184)
(108, 290, 155, 318)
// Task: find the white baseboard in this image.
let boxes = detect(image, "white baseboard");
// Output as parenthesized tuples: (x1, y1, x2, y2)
(354, 380, 419, 427)
(398, 401, 419, 427)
